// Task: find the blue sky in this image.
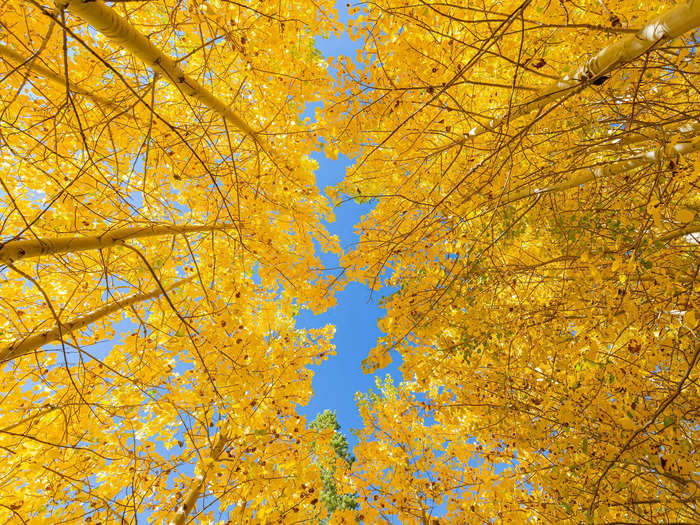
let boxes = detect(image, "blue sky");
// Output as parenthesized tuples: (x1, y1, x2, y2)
(295, 6, 403, 446)
(296, 149, 402, 446)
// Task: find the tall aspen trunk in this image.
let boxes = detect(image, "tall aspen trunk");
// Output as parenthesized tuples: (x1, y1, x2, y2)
(656, 223, 700, 243)
(0, 277, 192, 362)
(54, 0, 265, 149)
(461, 0, 700, 141)
(498, 136, 700, 205)
(0, 224, 232, 264)
(589, 120, 700, 153)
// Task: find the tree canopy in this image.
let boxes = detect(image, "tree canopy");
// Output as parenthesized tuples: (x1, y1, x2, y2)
(0, 0, 698, 523)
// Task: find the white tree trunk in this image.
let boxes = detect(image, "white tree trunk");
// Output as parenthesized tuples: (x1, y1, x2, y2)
(0, 224, 232, 264)
(0, 276, 192, 362)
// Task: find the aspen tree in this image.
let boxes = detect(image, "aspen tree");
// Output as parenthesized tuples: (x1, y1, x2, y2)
(54, 0, 260, 140)
(0, 223, 233, 264)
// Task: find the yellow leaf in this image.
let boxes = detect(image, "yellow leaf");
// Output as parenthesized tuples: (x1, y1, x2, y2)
(677, 208, 696, 223)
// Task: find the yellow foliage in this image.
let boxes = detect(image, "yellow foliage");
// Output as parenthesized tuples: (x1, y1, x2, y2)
(1, 0, 699, 523)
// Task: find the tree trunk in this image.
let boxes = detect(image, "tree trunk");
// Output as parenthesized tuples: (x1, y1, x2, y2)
(0, 223, 232, 264)
(498, 136, 700, 205)
(169, 429, 228, 525)
(55, 0, 262, 147)
(462, 0, 700, 141)
(0, 276, 192, 362)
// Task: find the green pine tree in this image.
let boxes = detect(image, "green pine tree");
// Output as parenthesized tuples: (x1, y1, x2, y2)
(309, 410, 358, 520)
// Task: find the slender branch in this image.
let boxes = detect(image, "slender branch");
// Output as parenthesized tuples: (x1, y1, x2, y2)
(589, 342, 700, 514)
